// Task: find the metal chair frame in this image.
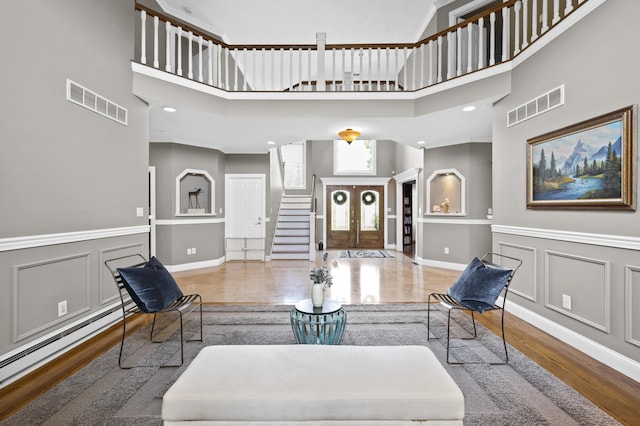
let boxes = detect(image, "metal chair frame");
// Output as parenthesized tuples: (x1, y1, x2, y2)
(427, 252, 522, 365)
(105, 254, 203, 369)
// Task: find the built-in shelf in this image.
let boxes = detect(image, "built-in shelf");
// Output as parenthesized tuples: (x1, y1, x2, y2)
(175, 169, 216, 216)
(425, 168, 466, 216)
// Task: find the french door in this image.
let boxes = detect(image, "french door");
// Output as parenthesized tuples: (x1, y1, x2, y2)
(326, 185, 384, 249)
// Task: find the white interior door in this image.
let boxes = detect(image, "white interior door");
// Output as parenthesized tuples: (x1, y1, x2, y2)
(225, 174, 266, 238)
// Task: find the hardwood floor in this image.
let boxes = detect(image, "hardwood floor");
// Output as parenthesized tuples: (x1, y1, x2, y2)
(2, 250, 639, 423)
(174, 250, 640, 425)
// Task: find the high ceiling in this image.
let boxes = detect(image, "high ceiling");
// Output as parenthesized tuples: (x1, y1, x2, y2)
(143, 0, 497, 153)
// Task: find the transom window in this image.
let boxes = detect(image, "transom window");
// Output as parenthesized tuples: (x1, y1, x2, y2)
(333, 140, 376, 175)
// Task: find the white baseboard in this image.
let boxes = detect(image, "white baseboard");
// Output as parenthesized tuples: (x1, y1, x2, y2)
(415, 256, 467, 271)
(165, 256, 226, 272)
(504, 298, 640, 383)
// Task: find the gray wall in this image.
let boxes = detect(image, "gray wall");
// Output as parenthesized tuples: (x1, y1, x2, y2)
(492, 0, 640, 361)
(0, 0, 149, 364)
(421, 143, 492, 264)
(150, 143, 226, 265)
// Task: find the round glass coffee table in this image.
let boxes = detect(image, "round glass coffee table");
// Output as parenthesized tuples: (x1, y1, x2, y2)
(290, 298, 347, 344)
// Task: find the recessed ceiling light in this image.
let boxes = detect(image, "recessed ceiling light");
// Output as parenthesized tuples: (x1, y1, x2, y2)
(463, 106, 476, 112)
(162, 106, 177, 112)
(417, 141, 426, 145)
(267, 141, 276, 145)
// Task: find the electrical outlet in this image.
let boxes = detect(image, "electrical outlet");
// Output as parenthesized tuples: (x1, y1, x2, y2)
(136, 207, 144, 217)
(444, 247, 449, 254)
(192, 247, 197, 254)
(187, 248, 192, 255)
(58, 300, 67, 317)
(562, 294, 572, 310)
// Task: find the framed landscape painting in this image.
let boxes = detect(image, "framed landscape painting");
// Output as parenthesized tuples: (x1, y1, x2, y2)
(527, 106, 635, 210)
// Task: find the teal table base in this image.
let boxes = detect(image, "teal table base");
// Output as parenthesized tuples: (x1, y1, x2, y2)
(290, 307, 347, 344)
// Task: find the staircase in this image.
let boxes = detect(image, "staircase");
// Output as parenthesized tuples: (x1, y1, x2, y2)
(271, 195, 312, 260)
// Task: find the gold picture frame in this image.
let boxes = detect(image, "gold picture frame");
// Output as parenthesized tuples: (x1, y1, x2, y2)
(526, 106, 635, 210)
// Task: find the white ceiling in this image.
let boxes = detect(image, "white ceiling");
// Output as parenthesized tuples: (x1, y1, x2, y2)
(144, 0, 497, 154)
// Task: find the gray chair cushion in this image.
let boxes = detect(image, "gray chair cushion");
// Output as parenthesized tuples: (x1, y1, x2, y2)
(447, 256, 512, 313)
(117, 256, 184, 313)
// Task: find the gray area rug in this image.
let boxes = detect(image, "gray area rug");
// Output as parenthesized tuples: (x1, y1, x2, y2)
(338, 250, 395, 258)
(2, 304, 618, 425)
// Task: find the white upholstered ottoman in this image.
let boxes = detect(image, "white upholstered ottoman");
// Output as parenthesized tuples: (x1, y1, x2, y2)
(162, 345, 464, 425)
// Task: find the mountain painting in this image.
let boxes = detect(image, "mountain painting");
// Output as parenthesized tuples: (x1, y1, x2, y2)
(527, 107, 634, 209)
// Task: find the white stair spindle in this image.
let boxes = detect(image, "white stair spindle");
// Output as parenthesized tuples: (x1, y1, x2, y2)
(261, 49, 266, 91)
(197, 36, 203, 83)
(359, 48, 363, 91)
(332, 49, 336, 91)
(489, 12, 496, 66)
(298, 48, 302, 91)
(502, 6, 510, 62)
(419, 44, 425, 89)
(289, 48, 294, 91)
(187, 31, 193, 79)
(403, 47, 408, 91)
(217, 44, 222, 88)
(564, 0, 574, 15)
(467, 22, 473, 73)
(514, 1, 521, 56)
(368, 48, 372, 91)
(437, 37, 443, 84)
(140, 10, 146, 64)
(252, 49, 257, 91)
(428, 40, 434, 86)
(351, 49, 355, 91)
(478, 17, 485, 70)
(316, 33, 326, 91)
(446, 32, 454, 80)
(385, 48, 390, 91)
(270, 48, 275, 91)
(412, 46, 417, 89)
(541, 0, 549, 33)
(165, 21, 172, 72)
(153, 16, 159, 68)
(176, 27, 182, 76)
(531, 0, 539, 42)
(243, 49, 249, 91)
(522, 0, 529, 50)
(456, 27, 462, 76)
(280, 49, 284, 91)
(208, 41, 213, 85)
(341, 49, 346, 91)
(394, 47, 399, 91)
(224, 47, 231, 90)
(235, 49, 240, 91)
(552, 0, 561, 25)
(307, 48, 312, 91)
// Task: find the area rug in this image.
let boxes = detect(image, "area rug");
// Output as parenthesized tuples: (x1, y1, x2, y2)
(1, 304, 618, 425)
(338, 249, 395, 258)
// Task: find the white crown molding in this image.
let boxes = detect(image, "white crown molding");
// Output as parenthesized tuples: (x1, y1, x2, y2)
(0, 226, 150, 252)
(504, 297, 640, 383)
(491, 225, 640, 251)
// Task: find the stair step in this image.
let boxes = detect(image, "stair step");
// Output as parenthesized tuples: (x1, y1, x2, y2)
(275, 236, 310, 244)
(280, 209, 311, 215)
(282, 196, 311, 201)
(272, 244, 309, 252)
(276, 222, 310, 229)
(277, 215, 309, 222)
(275, 229, 310, 236)
(281, 203, 311, 210)
(271, 252, 310, 260)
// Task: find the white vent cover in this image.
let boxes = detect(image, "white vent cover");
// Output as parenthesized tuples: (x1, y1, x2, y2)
(507, 85, 564, 127)
(66, 79, 128, 125)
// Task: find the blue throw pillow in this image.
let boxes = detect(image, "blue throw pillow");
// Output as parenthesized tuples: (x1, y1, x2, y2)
(117, 256, 184, 313)
(447, 257, 513, 313)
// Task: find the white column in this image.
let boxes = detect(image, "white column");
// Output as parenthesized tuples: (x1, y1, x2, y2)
(316, 33, 326, 91)
(140, 10, 147, 64)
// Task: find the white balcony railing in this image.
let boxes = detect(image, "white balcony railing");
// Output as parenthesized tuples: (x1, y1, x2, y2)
(135, 0, 588, 93)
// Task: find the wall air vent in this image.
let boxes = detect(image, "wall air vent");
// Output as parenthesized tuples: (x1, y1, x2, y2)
(66, 79, 128, 125)
(507, 85, 564, 127)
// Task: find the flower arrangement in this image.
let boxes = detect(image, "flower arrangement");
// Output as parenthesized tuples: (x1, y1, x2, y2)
(310, 252, 334, 288)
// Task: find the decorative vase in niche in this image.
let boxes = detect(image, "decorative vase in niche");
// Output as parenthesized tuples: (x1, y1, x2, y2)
(311, 283, 324, 307)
